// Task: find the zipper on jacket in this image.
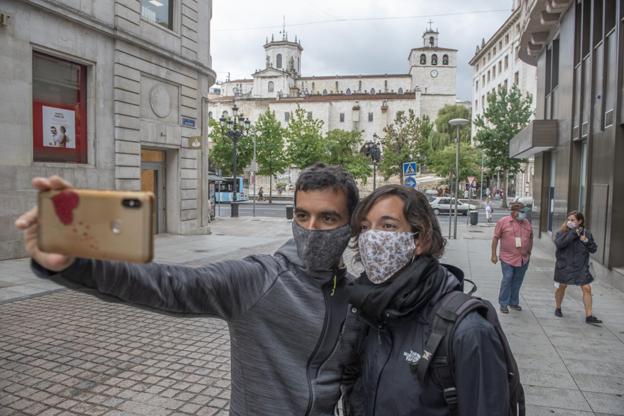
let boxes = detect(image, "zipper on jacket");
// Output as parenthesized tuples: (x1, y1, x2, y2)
(304, 286, 331, 416)
(372, 329, 393, 416)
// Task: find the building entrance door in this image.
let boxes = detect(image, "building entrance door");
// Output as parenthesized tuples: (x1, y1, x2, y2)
(141, 149, 166, 234)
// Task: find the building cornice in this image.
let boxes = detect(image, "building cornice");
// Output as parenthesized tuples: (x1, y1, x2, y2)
(299, 74, 410, 80)
(24, 0, 217, 82)
(518, 0, 573, 65)
(469, 8, 521, 66)
(263, 40, 304, 51)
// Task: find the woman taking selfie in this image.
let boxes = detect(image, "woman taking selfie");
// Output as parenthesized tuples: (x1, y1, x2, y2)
(554, 211, 601, 324)
(347, 185, 511, 416)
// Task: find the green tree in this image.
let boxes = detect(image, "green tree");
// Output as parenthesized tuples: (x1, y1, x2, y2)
(435, 104, 472, 142)
(474, 85, 533, 207)
(379, 110, 433, 182)
(254, 109, 289, 203)
(428, 142, 481, 185)
(208, 118, 253, 177)
(324, 129, 372, 181)
(285, 107, 325, 169)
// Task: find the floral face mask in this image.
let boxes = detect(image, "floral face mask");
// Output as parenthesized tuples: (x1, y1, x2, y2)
(358, 230, 417, 284)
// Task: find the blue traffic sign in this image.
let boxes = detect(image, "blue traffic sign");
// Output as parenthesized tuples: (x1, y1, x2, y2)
(402, 162, 417, 176)
(404, 176, 417, 189)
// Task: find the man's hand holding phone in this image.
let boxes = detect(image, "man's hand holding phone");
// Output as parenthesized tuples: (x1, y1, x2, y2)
(15, 176, 76, 272)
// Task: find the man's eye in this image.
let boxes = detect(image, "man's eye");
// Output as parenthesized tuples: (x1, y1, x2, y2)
(383, 224, 397, 230)
(323, 215, 337, 223)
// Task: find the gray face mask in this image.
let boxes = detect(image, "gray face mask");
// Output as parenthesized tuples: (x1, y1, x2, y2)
(292, 221, 351, 272)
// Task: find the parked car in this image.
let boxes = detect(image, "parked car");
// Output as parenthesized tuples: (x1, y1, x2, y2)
(429, 197, 477, 216)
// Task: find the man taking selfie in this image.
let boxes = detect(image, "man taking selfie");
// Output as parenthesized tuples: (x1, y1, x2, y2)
(16, 164, 362, 416)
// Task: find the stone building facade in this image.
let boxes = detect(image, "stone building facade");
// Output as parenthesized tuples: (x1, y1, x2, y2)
(0, 0, 216, 259)
(469, 0, 538, 198)
(209, 26, 458, 138)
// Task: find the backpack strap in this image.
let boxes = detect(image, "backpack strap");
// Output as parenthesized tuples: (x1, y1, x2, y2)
(412, 291, 490, 416)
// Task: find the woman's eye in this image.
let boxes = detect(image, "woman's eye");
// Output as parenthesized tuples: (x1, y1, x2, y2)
(361, 224, 369, 231)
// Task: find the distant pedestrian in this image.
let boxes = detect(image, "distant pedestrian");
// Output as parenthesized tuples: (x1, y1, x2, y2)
(258, 186, 264, 201)
(491, 202, 533, 313)
(485, 197, 493, 223)
(554, 211, 601, 325)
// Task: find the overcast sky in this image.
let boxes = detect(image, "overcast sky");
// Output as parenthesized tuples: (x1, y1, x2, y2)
(210, 0, 514, 101)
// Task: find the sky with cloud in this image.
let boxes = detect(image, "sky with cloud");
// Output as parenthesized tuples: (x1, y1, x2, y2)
(210, 0, 515, 101)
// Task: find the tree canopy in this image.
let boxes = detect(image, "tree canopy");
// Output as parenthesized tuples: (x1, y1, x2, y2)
(208, 118, 253, 177)
(474, 85, 533, 206)
(379, 110, 433, 182)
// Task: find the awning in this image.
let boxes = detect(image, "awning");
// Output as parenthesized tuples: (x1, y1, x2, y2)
(208, 174, 226, 181)
(509, 120, 558, 159)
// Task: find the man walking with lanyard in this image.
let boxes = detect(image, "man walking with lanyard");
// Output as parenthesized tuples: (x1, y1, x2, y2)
(491, 202, 533, 313)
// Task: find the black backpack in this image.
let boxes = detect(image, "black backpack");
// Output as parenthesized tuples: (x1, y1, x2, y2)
(412, 279, 525, 416)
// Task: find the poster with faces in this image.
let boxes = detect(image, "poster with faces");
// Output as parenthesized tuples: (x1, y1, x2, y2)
(42, 106, 76, 149)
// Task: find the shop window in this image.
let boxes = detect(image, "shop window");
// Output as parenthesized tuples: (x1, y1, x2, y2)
(32, 52, 87, 164)
(141, 0, 174, 30)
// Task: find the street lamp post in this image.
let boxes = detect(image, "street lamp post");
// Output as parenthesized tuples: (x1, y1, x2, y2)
(219, 104, 250, 218)
(448, 118, 469, 239)
(362, 134, 382, 191)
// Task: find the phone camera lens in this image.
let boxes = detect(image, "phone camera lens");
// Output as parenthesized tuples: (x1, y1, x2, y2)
(122, 198, 142, 209)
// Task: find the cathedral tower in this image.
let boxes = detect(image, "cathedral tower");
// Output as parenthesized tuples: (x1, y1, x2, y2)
(264, 24, 303, 76)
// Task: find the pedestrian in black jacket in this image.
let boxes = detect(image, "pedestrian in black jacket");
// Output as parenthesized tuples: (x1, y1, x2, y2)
(346, 185, 509, 416)
(554, 211, 601, 324)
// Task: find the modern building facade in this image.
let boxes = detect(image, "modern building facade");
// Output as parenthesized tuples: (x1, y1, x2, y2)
(511, 0, 624, 289)
(209, 25, 458, 138)
(469, 1, 538, 198)
(0, 0, 216, 259)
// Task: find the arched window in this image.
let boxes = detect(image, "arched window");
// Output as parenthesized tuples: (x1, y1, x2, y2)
(420, 54, 426, 65)
(311, 82, 315, 91)
(429, 36, 435, 47)
(431, 54, 438, 65)
(322, 89, 328, 95)
(370, 88, 376, 94)
(358, 80, 362, 90)
(276, 54, 282, 69)
(442, 54, 449, 65)
(268, 81, 274, 93)
(345, 88, 351, 95)
(208, 111, 213, 119)
(398, 87, 403, 94)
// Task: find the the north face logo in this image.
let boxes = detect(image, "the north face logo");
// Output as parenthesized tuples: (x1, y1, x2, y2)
(403, 350, 421, 364)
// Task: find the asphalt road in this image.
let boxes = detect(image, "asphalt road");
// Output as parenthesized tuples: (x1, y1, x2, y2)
(216, 202, 509, 223)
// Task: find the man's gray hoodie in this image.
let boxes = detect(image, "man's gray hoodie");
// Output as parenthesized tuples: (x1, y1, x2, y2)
(32, 239, 363, 416)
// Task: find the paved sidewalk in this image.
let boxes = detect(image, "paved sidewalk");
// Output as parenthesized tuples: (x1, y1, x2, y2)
(1, 218, 623, 415)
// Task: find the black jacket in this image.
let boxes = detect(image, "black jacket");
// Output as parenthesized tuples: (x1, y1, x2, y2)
(554, 229, 597, 284)
(349, 268, 509, 416)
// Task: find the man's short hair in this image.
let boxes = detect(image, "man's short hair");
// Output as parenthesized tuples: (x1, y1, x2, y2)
(294, 163, 359, 216)
(510, 202, 525, 212)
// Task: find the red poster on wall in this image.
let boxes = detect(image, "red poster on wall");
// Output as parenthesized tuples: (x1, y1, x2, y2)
(32, 51, 87, 164)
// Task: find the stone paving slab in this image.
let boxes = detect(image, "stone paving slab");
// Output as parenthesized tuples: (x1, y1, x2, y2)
(1, 220, 624, 415)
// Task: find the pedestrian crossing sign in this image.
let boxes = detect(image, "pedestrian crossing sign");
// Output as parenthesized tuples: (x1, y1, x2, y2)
(403, 162, 417, 176)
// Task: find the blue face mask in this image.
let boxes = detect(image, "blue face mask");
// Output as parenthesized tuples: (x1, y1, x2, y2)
(517, 212, 527, 221)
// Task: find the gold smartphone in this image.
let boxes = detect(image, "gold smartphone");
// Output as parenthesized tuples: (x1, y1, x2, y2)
(38, 189, 154, 263)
